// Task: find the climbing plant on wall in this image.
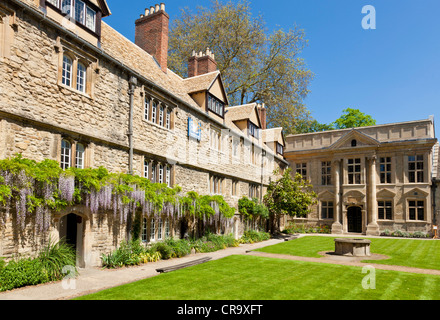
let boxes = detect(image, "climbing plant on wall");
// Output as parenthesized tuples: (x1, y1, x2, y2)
(0, 155, 236, 233)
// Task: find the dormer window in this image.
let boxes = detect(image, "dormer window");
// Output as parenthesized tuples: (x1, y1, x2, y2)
(207, 93, 225, 118)
(276, 143, 284, 156)
(46, 0, 97, 33)
(248, 121, 259, 138)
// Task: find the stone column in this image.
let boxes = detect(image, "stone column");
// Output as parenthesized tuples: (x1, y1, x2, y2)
(367, 155, 380, 235)
(331, 159, 343, 234)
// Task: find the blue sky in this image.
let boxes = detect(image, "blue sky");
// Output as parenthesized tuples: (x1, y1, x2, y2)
(104, 0, 440, 135)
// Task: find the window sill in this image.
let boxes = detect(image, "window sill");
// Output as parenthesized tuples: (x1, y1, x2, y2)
(58, 83, 91, 99)
(143, 118, 173, 133)
(208, 147, 225, 155)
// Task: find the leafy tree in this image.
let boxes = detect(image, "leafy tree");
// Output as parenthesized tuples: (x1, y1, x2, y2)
(168, 0, 313, 135)
(263, 168, 317, 233)
(332, 108, 376, 129)
(294, 119, 335, 133)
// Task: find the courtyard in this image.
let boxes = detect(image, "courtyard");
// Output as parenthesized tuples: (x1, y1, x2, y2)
(67, 235, 440, 300)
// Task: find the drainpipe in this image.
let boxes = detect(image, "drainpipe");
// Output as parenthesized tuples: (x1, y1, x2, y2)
(128, 76, 137, 175)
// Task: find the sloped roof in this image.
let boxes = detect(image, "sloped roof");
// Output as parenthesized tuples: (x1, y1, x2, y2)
(91, 0, 111, 17)
(225, 103, 261, 127)
(262, 127, 285, 146)
(100, 22, 200, 110)
(183, 71, 220, 94)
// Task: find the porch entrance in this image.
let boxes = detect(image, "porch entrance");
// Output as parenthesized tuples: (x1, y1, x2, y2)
(347, 206, 362, 233)
(59, 213, 84, 267)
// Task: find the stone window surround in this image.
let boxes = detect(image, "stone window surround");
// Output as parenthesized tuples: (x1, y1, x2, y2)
(142, 156, 174, 187)
(407, 198, 426, 222)
(209, 173, 224, 195)
(142, 215, 171, 243)
(60, 137, 90, 169)
(143, 93, 175, 131)
(321, 160, 332, 186)
(407, 153, 425, 184)
(248, 183, 260, 199)
(0, 5, 16, 60)
(295, 162, 307, 181)
(377, 199, 393, 220)
(55, 37, 97, 98)
(320, 200, 334, 220)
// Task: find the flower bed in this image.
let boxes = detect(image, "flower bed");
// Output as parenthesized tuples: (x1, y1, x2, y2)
(101, 231, 271, 269)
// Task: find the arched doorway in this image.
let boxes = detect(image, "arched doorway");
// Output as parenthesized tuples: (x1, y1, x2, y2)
(59, 213, 85, 267)
(347, 206, 362, 233)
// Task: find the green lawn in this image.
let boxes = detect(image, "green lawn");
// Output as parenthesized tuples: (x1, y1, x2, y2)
(75, 254, 440, 300)
(255, 236, 440, 270)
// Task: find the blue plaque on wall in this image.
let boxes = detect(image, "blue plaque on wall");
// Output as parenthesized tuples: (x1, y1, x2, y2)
(188, 117, 202, 141)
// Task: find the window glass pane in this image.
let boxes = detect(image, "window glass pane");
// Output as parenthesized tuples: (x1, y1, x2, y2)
(74, 0, 85, 24)
(75, 143, 85, 169)
(150, 219, 155, 241)
(141, 218, 148, 242)
(166, 110, 171, 129)
(144, 98, 149, 120)
(61, 0, 72, 16)
(62, 55, 72, 87)
(47, 0, 59, 7)
(159, 106, 164, 126)
(76, 62, 86, 92)
(61, 140, 71, 169)
(86, 6, 96, 31)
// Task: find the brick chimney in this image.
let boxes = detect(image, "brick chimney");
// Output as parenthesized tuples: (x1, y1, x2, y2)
(135, 3, 169, 73)
(188, 48, 217, 77)
(257, 103, 267, 130)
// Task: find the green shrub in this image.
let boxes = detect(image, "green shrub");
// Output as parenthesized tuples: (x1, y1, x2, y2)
(38, 239, 77, 281)
(0, 258, 49, 292)
(240, 230, 270, 243)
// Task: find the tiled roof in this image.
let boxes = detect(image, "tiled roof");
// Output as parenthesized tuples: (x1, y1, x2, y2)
(262, 127, 283, 143)
(225, 103, 259, 122)
(183, 71, 220, 94)
(100, 22, 200, 110)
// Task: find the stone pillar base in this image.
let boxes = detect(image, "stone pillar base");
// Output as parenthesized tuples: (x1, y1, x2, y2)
(366, 222, 380, 236)
(331, 221, 343, 234)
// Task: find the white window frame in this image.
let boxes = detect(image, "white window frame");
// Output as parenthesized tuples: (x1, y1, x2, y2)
(151, 102, 157, 123)
(76, 62, 86, 93)
(75, 143, 85, 169)
(159, 105, 164, 127)
(143, 160, 149, 179)
(61, 139, 72, 169)
(62, 55, 73, 87)
(141, 218, 148, 242)
(158, 164, 164, 184)
(166, 166, 171, 187)
(150, 218, 156, 241)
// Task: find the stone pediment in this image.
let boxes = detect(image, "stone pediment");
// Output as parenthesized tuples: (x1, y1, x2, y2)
(343, 190, 365, 206)
(318, 190, 335, 200)
(403, 187, 429, 198)
(376, 189, 396, 199)
(329, 129, 380, 150)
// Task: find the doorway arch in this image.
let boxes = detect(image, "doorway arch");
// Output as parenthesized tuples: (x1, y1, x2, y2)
(59, 213, 85, 267)
(347, 206, 363, 233)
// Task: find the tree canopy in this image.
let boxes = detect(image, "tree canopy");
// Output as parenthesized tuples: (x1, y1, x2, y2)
(168, 0, 314, 135)
(263, 168, 316, 232)
(332, 108, 377, 129)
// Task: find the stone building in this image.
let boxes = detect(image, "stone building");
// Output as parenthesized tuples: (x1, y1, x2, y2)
(0, 0, 287, 266)
(284, 119, 438, 235)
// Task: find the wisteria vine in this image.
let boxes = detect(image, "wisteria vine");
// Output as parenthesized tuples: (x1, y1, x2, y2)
(0, 155, 236, 234)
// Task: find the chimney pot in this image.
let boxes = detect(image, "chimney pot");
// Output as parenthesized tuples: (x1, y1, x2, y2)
(135, 3, 170, 73)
